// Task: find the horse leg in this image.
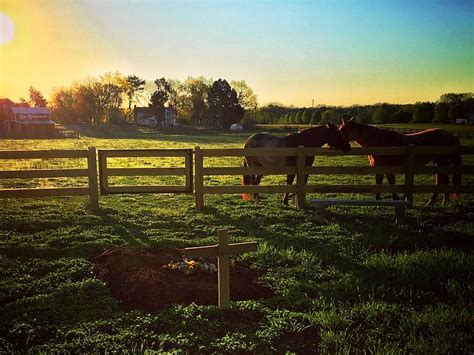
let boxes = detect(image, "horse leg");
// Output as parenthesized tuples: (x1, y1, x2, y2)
(386, 174, 399, 200)
(253, 175, 262, 205)
(284, 174, 295, 205)
(375, 174, 383, 200)
(425, 173, 440, 206)
(439, 173, 450, 205)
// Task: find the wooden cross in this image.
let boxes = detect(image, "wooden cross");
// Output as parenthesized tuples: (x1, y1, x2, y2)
(184, 229, 257, 309)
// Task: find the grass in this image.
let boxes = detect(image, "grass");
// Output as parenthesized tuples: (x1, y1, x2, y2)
(0, 128, 473, 352)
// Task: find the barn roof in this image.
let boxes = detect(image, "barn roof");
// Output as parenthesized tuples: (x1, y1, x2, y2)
(0, 98, 14, 105)
(10, 107, 50, 115)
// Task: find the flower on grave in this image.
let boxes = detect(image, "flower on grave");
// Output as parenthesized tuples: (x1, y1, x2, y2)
(163, 258, 217, 275)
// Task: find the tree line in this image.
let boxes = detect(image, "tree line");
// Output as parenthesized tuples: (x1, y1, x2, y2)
(44, 72, 256, 129)
(23, 72, 473, 128)
(257, 93, 474, 126)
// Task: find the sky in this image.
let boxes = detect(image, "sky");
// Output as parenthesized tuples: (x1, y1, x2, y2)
(0, 0, 473, 107)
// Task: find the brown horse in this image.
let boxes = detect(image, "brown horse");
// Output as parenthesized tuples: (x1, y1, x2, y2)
(242, 123, 351, 205)
(338, 118, 461, 205)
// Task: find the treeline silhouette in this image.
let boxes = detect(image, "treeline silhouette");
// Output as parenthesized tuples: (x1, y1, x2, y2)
(257, 93, 474, 126)
(48, 72, 254, 129)
(24, 71, 473, 128)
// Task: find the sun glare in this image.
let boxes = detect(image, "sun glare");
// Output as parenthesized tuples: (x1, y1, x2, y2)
(0, 12, 15, 45)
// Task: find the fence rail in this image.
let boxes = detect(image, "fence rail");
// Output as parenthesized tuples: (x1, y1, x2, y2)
(0, 147, 98, 210)
(98, 149, 193, 195)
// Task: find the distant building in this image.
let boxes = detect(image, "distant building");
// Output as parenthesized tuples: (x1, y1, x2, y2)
(0, 98, 55, 138)
(134, 106, 158, 128)
(0, 98, 28, 130)
(229, 123, 244, 132)
(134, 106, 178, 128)
(468, 112, 474, 125)
(163, 107, 178, 127)
(8, 107, 56, 138)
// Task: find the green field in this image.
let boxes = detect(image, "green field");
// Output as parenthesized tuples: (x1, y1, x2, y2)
(0, 129, 473, 353)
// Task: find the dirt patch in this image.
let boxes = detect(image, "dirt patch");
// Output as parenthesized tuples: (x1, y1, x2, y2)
(94, 247, 272, 311)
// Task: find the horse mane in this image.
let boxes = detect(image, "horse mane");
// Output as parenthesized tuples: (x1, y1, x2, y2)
(348, 122, 407, 146)
(284, 125, 327, 147)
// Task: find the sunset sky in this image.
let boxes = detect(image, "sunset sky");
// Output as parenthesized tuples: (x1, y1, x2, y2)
(0, 0, 473, 106)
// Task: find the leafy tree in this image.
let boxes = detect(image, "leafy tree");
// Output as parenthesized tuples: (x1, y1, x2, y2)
(141, 80, 157, 106)
(392, 110, 412, 123)
(207, 79, 244, 128)
(439, 92, 473, 105)
(320, 109, 337, 124)
(73, 81, 97, 125)
(448, 104, 465, 120)
(301, 110, 311, 124)
(434, 102, 450, 123)
(178, 77, 211, 125)
(150, 78, 173, 122)
(50, 87, 75, 124)
(412, 103, 434, 123)
(295, 111, 303, 124)
(230, 80, 258, 113)
(310, 111, 322, 125)
(356, 112, 372, 123)
(29, 86, 48, 107)
(126, 75, 146, 111)
(289, 112, 297, 124)
(372, 104, 394, 124)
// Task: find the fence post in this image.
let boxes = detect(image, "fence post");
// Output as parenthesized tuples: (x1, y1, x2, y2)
(98, 150, 108, 195)
(296, 145, 306, 209)
(405, 144, 415, 204)
(195, 146, 204, 211)
(185, 149, 194, 193)
(87, 147, 99, 211)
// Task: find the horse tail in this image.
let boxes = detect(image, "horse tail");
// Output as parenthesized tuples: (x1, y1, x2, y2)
(242, 157, 251, 200)
(451, 152, 462, 200)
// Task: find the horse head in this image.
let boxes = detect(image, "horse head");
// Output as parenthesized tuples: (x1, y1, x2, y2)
(338, 117, 358, 142)
(326, 122, 351, 152)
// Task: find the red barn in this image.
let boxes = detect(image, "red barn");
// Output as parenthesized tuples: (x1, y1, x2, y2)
(9, 107, 56, 138)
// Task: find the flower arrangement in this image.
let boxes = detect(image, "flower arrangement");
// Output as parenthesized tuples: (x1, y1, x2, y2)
(163, 258, 218, 275)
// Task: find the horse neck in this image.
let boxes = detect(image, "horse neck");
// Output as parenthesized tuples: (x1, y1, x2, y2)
(287, 126, 327, 147)
(352, 124, 404, 146)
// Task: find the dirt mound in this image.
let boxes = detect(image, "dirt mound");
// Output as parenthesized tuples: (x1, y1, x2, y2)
(94, 247, 272, 311)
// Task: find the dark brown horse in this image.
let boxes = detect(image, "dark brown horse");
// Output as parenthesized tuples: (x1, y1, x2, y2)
(242, 123, 351, 205)
(338, 118, 461, 205)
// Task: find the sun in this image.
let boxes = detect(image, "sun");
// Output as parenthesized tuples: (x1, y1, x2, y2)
(0, 13, 15, 45)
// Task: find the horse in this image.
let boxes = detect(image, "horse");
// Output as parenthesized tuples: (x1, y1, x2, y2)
(338, 118, 461, 205)
(242, 123, 351, 205)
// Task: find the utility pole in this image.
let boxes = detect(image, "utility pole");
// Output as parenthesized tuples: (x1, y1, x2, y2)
(312, 99, 314, 108)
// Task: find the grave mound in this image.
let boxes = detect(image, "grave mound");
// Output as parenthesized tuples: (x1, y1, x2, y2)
(94, 247, 272, 311)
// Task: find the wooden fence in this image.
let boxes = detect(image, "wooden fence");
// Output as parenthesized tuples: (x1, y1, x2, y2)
(194, 145, 474, 210)
(1, 146, 474, 211)
(98, 149, 193, 194)
(0, 147, 99, 210)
